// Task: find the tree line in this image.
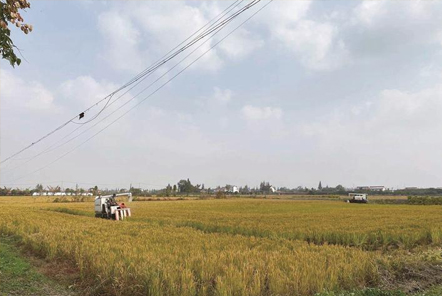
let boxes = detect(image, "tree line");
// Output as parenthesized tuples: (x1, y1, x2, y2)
(2, 180, 442, 197)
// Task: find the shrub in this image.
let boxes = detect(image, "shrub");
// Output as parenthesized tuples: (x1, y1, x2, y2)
(215, 191, 226, 199)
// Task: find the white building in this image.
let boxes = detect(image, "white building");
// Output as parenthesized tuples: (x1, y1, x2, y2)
(356, 186, 386, 192)
(369, 186, 386, 192)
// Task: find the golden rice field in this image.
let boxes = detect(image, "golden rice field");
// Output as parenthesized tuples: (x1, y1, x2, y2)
(0, 197, 441, 295)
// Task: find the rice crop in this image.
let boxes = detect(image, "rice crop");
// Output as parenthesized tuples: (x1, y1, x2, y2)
(1, 197, 441, 295)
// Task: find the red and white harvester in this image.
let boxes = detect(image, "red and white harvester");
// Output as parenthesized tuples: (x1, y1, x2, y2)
(94, 192, 132, 220)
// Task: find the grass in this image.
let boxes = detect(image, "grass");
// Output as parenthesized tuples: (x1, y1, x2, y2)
(0, 235, 71, 296)
(316, 289, 407, 296)
(316, 286, 442, 296)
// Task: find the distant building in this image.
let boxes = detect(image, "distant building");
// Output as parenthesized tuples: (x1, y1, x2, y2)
(356, 186, 370, 191)
(369, 186, 386, 192)
(213, 186, 238, 194)
(357, 186, 386, 192)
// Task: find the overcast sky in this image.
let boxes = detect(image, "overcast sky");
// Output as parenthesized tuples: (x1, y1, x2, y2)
(2, 0, 442, 190)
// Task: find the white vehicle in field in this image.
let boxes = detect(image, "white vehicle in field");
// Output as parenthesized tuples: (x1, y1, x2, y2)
(95, 192, 132, 220)
(347, 193, 368, 203)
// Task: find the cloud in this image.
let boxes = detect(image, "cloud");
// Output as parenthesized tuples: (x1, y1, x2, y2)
(301, 83, 442, 141)
(218, 28, 264, 60)
(352, 1, 433, 28)
(97, 10, 144, 72)
(275, 19, 349, 71)
(352, 1, 387, 26)
(1, 70, 56, 112)
(257, 1, 442, 71)
(369, 86, 442, 130)
(348, 1, 442, 59)
(131, 2, 223, 72)
(260, 1, 349, 71)
(264, 1, 311, 25)
(211, 87, 233, 104)
(242, 105, 282, 121)
(97, 2, 264, 74)
(58, 75, 118, 109)
(6, 0, 442, 189)
(297, 81, 442, 186)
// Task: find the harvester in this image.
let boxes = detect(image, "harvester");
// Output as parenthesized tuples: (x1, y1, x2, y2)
(347, 193, 368, 203)
(95, 192, 132, 220)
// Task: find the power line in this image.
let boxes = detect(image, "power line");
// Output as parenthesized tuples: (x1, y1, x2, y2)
(8, 0, 273, 184)
(69, 0, 246, 126)
(0, 0, 248, 165)
(2, 7, 242, 175)
(1, 0, 256, 174)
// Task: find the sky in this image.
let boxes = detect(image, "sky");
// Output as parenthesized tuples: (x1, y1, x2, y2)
(2, 0, 442, 190)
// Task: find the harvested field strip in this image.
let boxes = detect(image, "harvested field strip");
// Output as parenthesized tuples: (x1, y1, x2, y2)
(172, 220, 441, 250)
(49, 207, 93, 217)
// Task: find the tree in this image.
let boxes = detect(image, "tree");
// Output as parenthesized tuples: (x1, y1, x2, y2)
(35, 183, 43, 193)
(215, 191, 226, 199)
(47, 185, 60, 193)
(177, 179, 196, 194)
(335, 184, 345, 192)
(177, 180, 187, 193)
(165, 184, 172, 197)
(318, 181, 323, 190)
(1, 0, 32, 67)
(130, 187, 142, 196)
(259, 181, 272, 193)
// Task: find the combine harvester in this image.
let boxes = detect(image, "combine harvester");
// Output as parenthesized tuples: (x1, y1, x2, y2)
(95, 193, 132, 220)
(347, 193, 368, 203)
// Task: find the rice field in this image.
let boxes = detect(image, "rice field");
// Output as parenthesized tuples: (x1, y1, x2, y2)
(0, 197, 441, 295)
